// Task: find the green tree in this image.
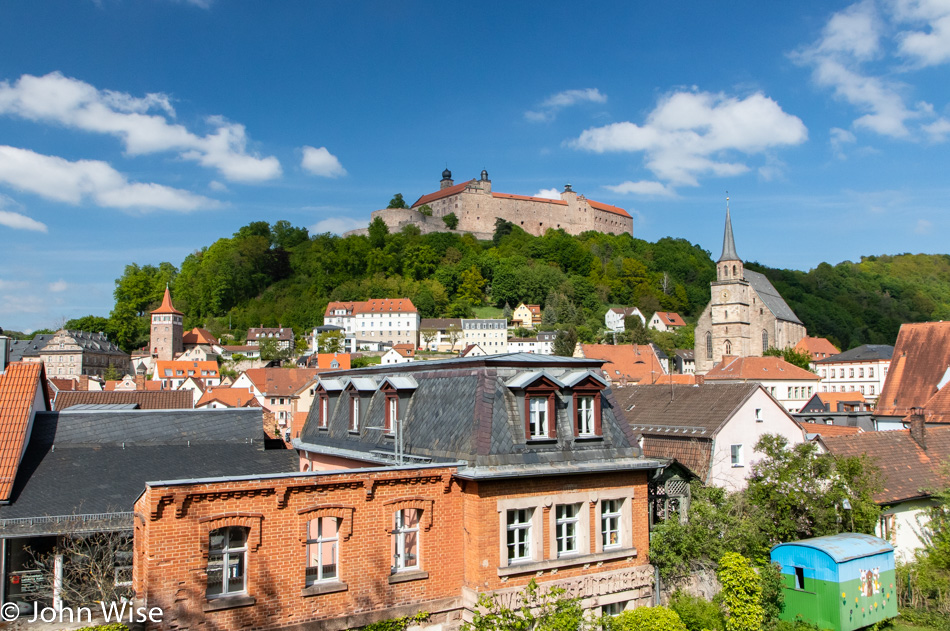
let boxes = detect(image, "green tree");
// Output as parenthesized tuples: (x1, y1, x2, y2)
(317, 330, 344, 353)
(609, 606, 688, 631)
(763, 346, 814, 371)
(387, 193, 408, 209)
(102, 363, 121, 382)
(502, 302, 513, 322)
(462, 579, 583, 631)
(65, 315, 110, 334)
(368, 217, 389, 249)
(418, 204, 433, 216)
(624, 314, 649, 344)
(553, 328, 578, 357)
(458, 266, 487, 305)
(443, 212, 459, 230)
(717, 553, 764, 631)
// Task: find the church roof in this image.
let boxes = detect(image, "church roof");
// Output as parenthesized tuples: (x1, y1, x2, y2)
(718, 205, 739, 262)
(744, 270, 803, 325)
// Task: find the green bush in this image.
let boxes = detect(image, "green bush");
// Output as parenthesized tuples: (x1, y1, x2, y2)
(717, 552, 764, 631)
(608, 605, 688, 631)
(669, 591, 725, 631)
(77, 624, 129, 631)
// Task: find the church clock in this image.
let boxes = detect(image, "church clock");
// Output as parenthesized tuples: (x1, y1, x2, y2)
(720, 289, 729, 301)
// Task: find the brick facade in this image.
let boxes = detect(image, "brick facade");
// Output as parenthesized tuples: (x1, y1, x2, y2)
(134, 465, 654, 630)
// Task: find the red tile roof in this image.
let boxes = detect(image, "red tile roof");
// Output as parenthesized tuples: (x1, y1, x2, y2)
(195, 387, 260, 409)
(105, 380, 164, 391)
(241, 368, 318, 397)
(491, 192, 568, 206)
(323, 299, 417, 317)
(316, 353, 351, 370)
(579, 344, 666, 383)
(798, 421, 864, 437)
(55, 390, 194, 410)
(154, 360, 220, 380)
(654, 311, 686, 327)
(876, 322, 950, 419)
(823, 426, 950, 504)
(653, 374, 698, 385)
(704, 356, 820, 381)
(0, 362, 47, 501)
(794, 336, 841, 360)
(151, 287, 183, 315)
(588, 199, 632, 218)
(410, 180, 475, 208)
(183, 327, 218, 346)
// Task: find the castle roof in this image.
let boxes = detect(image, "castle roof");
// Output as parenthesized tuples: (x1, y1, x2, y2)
(411, 180, 474, 208)
(588, 199, 632, 218)
(152, 287, 182, 315)
(492, 192, 567, 206)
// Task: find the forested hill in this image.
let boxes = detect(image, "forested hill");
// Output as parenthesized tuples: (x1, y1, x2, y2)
(72, 219, 950, 353)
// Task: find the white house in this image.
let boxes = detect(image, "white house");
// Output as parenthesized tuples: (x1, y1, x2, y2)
(605, 307, 646, 333)
(822, 418, 950, 561)
(461, 319, 508, 354)
(703, 356, 821, 413)
(381, 344, 415, 365)
(419, 318, 462, 352)
(507, 332, 556, 355)
(324, 299, 420, 348)
(648, 311, 686, 332)
(815, 344, 892, 405)
(614, 383, 806, 491)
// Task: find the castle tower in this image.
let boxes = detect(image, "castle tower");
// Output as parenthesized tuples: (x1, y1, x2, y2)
(440, 168, 454, 190)
(150, 286, 183, 361)
(717, 199, 744, 281)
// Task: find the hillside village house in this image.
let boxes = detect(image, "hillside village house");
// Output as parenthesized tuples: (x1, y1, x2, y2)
(507, 332, 556, 355)
(816, 344, 893, 404)
(461, 318, 508, 354)
(152, 360, 221, 390)
(822, 415, 950, 561)
(614, 384, 805, 492)
(324, 299, 420, 349)
(34, 329, 130, 380)
(605, 307, 646, 333)
(246, 327, 295, 351)
(233, 368, 320, 440)
(648, 311, 686, 333)
(795, 391, 876, 431)
(794, 336, 840, 363)
(382, 344, 416, 364)
(694, 206, 806, 373)
(574, 344, 668, 385)
(704, 356, 820, 413)
(133, 353, 665, 629)
(673, 350, 695, 375)
(419, 318, 462, 352)
(874, 322, 950, 430)
(512, 303, 542, 328)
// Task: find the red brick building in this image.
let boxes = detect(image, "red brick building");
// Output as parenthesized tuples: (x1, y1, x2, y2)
(133, 353, 663, 629)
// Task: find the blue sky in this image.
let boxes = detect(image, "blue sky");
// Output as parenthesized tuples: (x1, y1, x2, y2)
(1, 0, 949, 332)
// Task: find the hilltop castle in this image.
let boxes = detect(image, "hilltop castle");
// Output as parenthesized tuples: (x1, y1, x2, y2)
(356, 169, 633, 238)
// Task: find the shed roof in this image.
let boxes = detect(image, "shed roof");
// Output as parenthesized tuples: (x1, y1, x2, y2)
(771, 533, 893, 563)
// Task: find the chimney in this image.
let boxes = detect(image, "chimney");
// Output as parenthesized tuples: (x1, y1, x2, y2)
(909, 407, 927, 450)
(0, 333, 10, 373)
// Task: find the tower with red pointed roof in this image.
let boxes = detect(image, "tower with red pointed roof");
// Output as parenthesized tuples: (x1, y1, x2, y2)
(150, 287, 183, 361)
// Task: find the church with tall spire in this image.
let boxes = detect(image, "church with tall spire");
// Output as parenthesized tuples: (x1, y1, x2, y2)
(693, 202, 807, 373)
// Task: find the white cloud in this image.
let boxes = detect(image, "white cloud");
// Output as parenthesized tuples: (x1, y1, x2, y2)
(526, 88, 607, 122)
(48, 279, 68, 292)
(0, 72, 281, 182)
(794, 1, 950, 141)
(0, 145, 219, 212)
(535, 188, 562, 199)
(0, 279, 29, 290)
(208, 180, 228, 192)
(915, 218, 933, 233)
(309, 216, 367, 235)
(830, 127, 858, 157)
(0, 209, 48, 232)
(923, 117, 950, 140)
(301, 146, 347, 178)
(603, 180, 675, 197)
(571, 90, 807, 186)
(893, 0, 950, 67)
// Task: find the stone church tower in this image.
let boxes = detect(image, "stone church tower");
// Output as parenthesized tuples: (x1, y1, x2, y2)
(150, 287, 183, 361)
(694, 203, 806, 373)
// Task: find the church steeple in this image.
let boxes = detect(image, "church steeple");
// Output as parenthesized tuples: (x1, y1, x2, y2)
(716, 196, 743, 281)
(718, 197, 739, 263)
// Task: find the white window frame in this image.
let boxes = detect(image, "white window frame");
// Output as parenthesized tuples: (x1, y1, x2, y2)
(506, 508, 533, 563)
(529, 396, 548, 438)
(731, 444, 744, 468)
(206, 527, 248, 598)
(392, 509, 420, 573)
(600, 499, 623, 550)
(554, 504, 581, 557)
(305, 517, 339, 585)
(576, 395, 596, 436)
(349, 396, 359, 432)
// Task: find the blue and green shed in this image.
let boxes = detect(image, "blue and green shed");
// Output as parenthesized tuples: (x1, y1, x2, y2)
(770, 533, 897, 630)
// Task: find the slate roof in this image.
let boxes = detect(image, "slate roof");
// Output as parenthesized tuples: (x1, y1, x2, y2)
(8, 335, 53, 361)
(822, 426, 950, 504)
(876, 322, 950, 419)
(54, 390, 194, 411)
(296, 359, 663, 476)
(43, 330, 128, 357)
(801, 392, 867, 413)
(816, 344, 894, 364)
(0, 362, 48, 501)
(744, 269, 803, 325)
(419, 318, 462, 330)
(704, 356, 819, 381)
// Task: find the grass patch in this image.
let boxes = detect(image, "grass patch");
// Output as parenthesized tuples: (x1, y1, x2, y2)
(472, 306, 503, 319)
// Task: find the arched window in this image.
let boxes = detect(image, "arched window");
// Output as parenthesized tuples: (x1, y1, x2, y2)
(705, 332, 713, 359)
(732, 265, 737, 276)
(207, 527, 248, 597)
(724, 340, 732, 355)
(762, 330, 769, 353)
